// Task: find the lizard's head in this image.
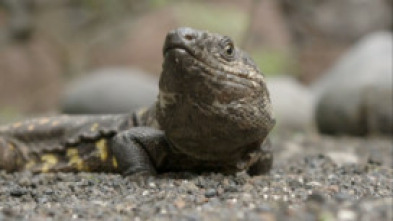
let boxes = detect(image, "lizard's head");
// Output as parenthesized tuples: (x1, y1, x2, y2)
(157, 27, 275, 161)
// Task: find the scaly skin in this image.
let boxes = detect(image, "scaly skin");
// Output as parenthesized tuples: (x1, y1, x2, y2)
(0, 27, 275, 176)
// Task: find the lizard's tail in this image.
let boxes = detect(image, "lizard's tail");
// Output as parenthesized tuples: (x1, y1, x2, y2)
(0, 137, 25, 172)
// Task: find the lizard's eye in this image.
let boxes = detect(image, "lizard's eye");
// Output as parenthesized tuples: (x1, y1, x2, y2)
(225, 43, 234, 55)
(220, 37, 235, 60)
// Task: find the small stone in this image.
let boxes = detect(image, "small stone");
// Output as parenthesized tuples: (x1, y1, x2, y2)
(183, 182, 199, 194)
(242, 193, 252, 201)
(307, 192, 326, 204)
(242, 183, 254, 192)
(195, 195, 207, 204)
(288, 179, 303, 188)
(305, 181, 322, 189)
(226, 198, 237, 205)
(174, 198, 186, 209)
(1, 208, 17, 216)
(44, 189, 54, 195)
(224, 182, 238, 193)
(217, 187, 224, 195)
(327, 185, 340, 193)
(334, 192, 352, 202)
(18, 177, 32, 187)
(254, 204, 272, 212)
(148, 181, 156, 188)
(258, 213, 276, 221)
(367, 151, 383, 166)
(10, 188, 27, 197)
(36, 197, 49, 204)
(338, 209, 357, 221)
(204, 188, 217, 198)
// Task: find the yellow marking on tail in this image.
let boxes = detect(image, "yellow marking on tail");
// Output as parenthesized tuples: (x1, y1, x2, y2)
(27, 124, 35, 131)
(12, 122, 22, 128)
(66, 148, 85, 171)
(25, 160, 36, 169)
(95, 139, 108, 161)
(66, 148, 78, 156)
(16, 157, 23, 168)
(7, 143, 15, 150)
(41, 154, 58, 173)
(112, 156, 118, 169)
(90, 123, 99, 132)
(38, 118, 50, 125)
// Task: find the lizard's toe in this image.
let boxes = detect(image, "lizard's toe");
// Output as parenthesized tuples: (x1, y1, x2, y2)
(0, 137, 24, 172)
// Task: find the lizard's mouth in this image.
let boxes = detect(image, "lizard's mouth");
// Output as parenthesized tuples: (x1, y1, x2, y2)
(163, 43, 191, 57)
(163, 44, 202, 65)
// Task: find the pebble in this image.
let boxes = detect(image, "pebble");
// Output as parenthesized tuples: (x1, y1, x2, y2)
(305, 181, 322, 189)
(334, 192, 352, 202)
(337, 209, 357, 221)
(10, 188, 28, 197)
(0, 135, 390, 220)
(204, 188, 217, 198)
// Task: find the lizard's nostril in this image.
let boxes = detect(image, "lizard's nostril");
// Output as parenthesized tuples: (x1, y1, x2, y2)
(184, 34, 195, 41)
(173, 27, 198, 42)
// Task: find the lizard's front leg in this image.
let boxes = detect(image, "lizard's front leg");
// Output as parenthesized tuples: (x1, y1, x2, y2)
(111, 127, 169, 176)
(247, 138, 273, 176)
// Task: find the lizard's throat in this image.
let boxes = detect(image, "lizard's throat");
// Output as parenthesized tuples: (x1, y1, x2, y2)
(156, 90, 274, 161)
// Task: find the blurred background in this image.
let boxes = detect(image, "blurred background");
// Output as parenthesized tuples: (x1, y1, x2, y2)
(0, 0, 392, 136)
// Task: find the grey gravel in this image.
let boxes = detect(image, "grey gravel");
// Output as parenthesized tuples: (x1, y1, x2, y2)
(0, 134, 392, 220)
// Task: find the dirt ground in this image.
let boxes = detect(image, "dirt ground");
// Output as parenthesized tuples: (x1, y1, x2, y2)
(0, 133, 391, 221)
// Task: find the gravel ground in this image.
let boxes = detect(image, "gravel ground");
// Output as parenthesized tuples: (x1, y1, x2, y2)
(0, 133, 392, 221)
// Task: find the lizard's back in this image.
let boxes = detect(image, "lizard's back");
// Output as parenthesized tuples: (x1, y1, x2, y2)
(0, 114, 134, 173)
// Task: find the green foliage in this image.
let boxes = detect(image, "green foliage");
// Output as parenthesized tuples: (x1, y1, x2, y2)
(149, 0, 176, 8)
(169, 2, 292, 75)
(174, 2, 248, 43)
(251, 50, 294, 76)
(0, 107, 24, 124)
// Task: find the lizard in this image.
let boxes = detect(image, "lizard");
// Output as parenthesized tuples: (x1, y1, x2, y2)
(0, 27, 275, 176)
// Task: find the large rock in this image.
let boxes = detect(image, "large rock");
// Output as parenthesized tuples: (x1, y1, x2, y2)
(278, 0, 392, 83)
(313, 32, 393, 136)
(279, 0, 392, 42)
(61, 68, 158, 114)
(267, 76, 315, 132)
